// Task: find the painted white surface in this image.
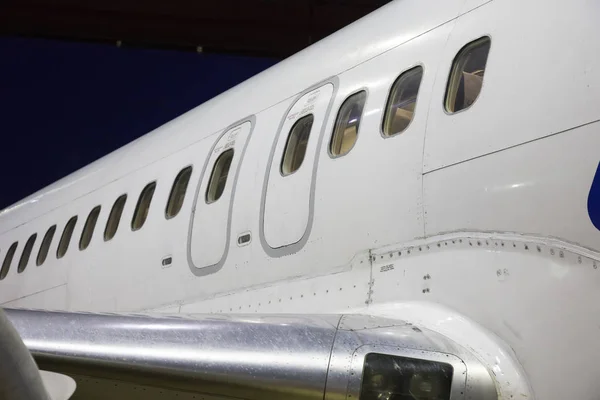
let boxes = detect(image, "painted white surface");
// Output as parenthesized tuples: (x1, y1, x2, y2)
(40, 370, 77, 400)
(264, 84, 333, 249)
(191, 122, 252, 268)
(0, 0, 599, 398)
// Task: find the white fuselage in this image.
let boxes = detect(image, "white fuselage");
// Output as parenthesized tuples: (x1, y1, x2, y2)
(1, 0, 600, 398)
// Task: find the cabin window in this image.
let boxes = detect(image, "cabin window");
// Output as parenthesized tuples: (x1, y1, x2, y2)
(330, 91, 367, 157)
(57, 216, 77, 259)
(206, 150, 234, 204)
(132, 182, 156, 231)
(79, 206, 101, 250)
(166, 166, 193, 218)
(104, 194, 127, 241)
(18, 234, 37, 273)
(382, 66, 423, 137)
(281, 114, 314, 176)
(445, 37, 491, 113)
(0, 242, 18, 280)
(36, 225, 57, 266)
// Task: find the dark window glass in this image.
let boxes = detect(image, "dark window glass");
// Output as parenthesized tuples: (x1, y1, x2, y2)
(445, 37, 491, 113)
(57, 216, 77, 259)
(281, 114, 314, 176)
(104, 194, 127, 241)
(79, 206, 101, 250)
(132, 182, 156, 231)
(330, 91, 367, 157)
(166, 166, 193, 218)
(0, 242, 18, 280)
(383, 66, 423, 136)
(18, 234, 37, 273)
(206, 150, 234, 204)
(36, 225, 57, 266)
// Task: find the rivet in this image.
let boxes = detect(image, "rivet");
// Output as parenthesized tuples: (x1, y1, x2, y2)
(550, 249, 555, 256)
(444, 242, 448, 246)
(477, 241, 481, 246)
(408, 249, 411, 254)
(390, 253, 393, 258)
(524, 244, 529, 250)
(459, 239, 463, 243)
(469, 241, 473, 246)
(437, 243, 441, 247)
(559, 251, 564, 258)
(513, 243, 516, 248)
(419, 247, 422, 251)
(577, 256, 582, 264)
(537, 246, 541, 252)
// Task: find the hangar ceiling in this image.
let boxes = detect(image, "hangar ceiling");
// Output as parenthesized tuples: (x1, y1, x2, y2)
(1, 0, 391, 58)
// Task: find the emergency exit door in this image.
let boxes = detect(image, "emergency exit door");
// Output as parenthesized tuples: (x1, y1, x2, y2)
(190, 121, 252, 270)
(262, 83, 335, 250)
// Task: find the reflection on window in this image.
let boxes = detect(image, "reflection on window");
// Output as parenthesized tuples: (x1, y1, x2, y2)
(18, 234, 37, 273)
(0, 242, 18, 280)
(281, 114, 314, 176)
(360, 353, 453, 400)
(330, 91, 367, 157)
(57, 216, 77, 259)
(37, 225, 57, 266)
(132, 182, 156, 231)
(166, 166, 193, 218)
(206, 150, 234, 204)
(445, 37, 491, 113)
(104, 194, 127, 241)
(79, 206, 101, 250)
(383, 66, 423, 137)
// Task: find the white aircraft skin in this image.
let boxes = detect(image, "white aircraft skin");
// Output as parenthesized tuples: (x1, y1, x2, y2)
(1, 0, 600, 398)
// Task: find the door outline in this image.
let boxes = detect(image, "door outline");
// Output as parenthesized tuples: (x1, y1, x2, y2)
(186, 115, 256, 277)
(259, 76, 339, 257)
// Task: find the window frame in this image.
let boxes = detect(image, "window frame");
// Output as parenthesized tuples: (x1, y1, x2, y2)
(443, 36, 491, 115)
(280, 114, 314, 176)
(165, 166, 193, 219)
(36, 225, 57, 266)
(380, 64, 424, 138)
(18, 233, 37, 273)
(328, 89, 368, 159)
(79, 205, 101, 251)
(131, 181, 157, 231)
(57, 216, 78, 259)
(205, 149, 235, 204)
(0, 242, 18, 280)
(104, 194, 127, 241)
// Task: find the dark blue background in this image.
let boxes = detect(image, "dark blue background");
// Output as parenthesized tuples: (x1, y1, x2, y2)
(0, 37, 277, 210)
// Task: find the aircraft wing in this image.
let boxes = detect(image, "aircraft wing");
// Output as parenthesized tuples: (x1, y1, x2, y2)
(1, 308, 498, 400)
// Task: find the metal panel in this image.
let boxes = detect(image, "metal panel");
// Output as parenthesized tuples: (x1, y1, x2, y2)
(5, 310, 499, 400)
(263, 83, 334, 249)
(424, 0, 600, 172)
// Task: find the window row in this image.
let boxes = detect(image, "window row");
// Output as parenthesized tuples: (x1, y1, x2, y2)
(283, 36, 491, 173)
(0, 37, 492, 281)
(0, 151, 235, 280)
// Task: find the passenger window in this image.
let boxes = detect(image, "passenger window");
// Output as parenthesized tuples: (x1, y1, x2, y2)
(206, 150, 234, 204)
(166, 166, 193, 219)
(18, 234, 37, 273)
(330, 91, 367, 157)
(132, 182, 156, 231)
(281, 114, 314, 176)
(79, 206, 101, 250)
(445, 36, 491, 113)
(0, 242, 18, 280)
(36, 225, 57, 266)
(104, 194, 127, 241)
(382, 66, 423, 137)
(57, 216, 77, 259)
